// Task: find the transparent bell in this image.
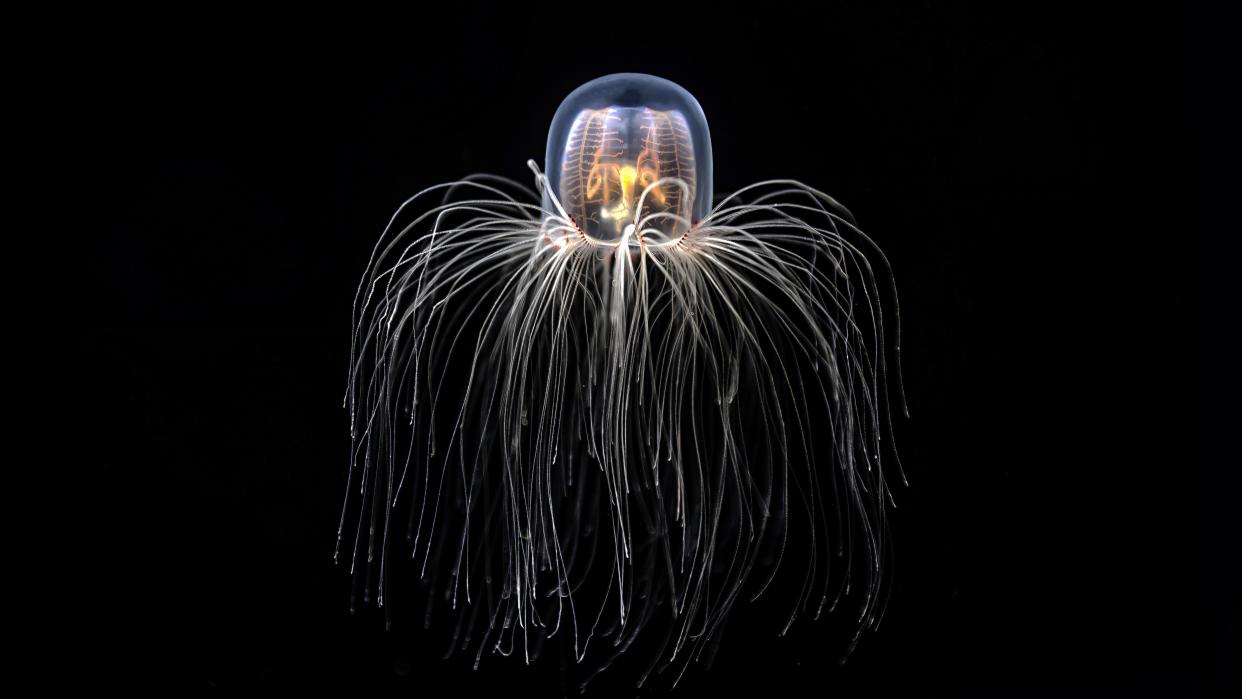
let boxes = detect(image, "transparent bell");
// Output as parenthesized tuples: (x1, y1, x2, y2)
(544, 74, 713, 244)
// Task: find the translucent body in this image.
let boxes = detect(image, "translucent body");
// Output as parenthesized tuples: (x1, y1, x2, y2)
(341, 74, 903, 691)
(544, 74, 713, 243)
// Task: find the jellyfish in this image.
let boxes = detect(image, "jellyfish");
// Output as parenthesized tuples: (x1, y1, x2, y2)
(338, 73, 905, 689)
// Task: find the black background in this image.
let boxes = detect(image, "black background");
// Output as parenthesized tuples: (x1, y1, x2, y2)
(76, 3, 1235, 696)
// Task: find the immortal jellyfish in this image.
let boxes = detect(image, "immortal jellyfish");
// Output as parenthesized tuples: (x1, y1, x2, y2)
(338, 73, 905, 689)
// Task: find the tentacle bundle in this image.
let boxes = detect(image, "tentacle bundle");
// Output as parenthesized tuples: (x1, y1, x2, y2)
(339, 163, 903, 689)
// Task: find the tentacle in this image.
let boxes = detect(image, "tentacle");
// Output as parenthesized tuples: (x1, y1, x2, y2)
(339, 166, 903, 689)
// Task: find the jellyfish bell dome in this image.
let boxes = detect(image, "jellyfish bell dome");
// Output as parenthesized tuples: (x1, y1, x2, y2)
(544, 73, 713, 244)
